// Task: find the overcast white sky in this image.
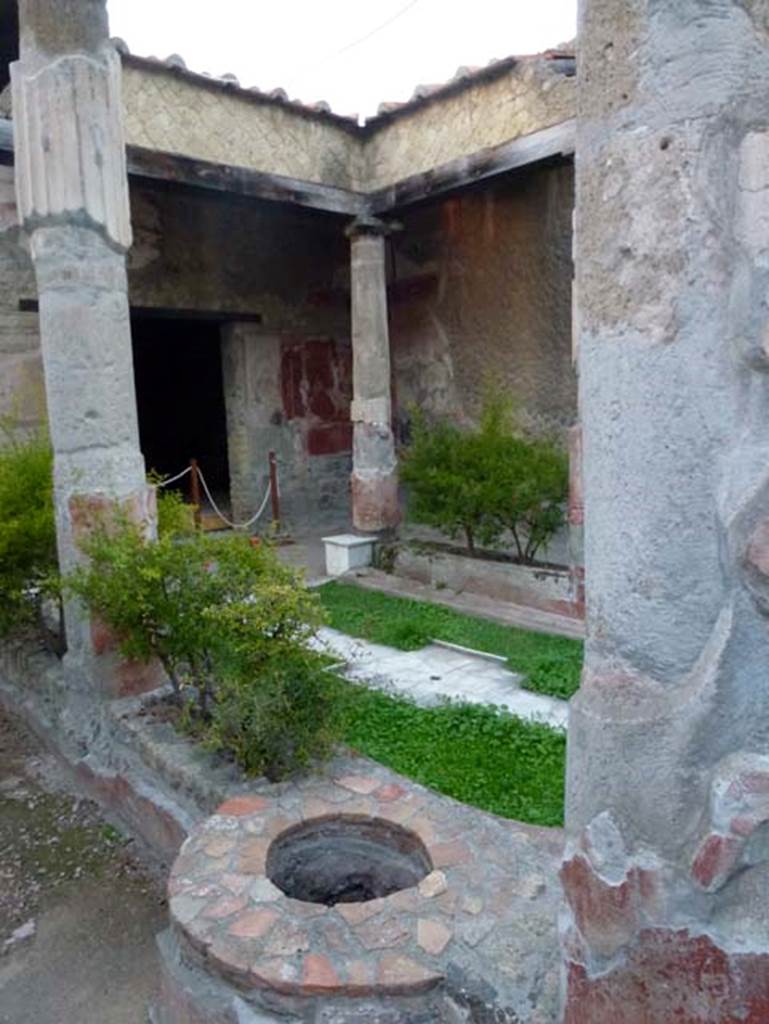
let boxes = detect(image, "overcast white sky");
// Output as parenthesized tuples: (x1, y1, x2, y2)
(107, 0, 576, 120)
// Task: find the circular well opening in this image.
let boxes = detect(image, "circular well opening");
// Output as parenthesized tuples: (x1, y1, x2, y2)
(266, 816, 432, 905)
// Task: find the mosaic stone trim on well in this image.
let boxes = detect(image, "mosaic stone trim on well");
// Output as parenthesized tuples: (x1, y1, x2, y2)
(168, 766, 562, 1012)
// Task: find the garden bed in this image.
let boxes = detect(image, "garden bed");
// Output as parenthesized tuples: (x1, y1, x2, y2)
(343, 683, 565, 826)
(145, 677, 566, 827)
(318, 581, 583, 701)
(391, 540, 582, 620)
(0, 639, 566, 1021)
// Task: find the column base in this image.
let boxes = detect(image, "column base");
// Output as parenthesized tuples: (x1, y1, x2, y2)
(351, 470, 400, 533)
(564, 929, 769, 1024)
(64, 485, 163, 699)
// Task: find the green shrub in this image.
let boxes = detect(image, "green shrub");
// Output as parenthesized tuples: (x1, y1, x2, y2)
(155, 485, 196, 539)
(400, 391, 568, 563)
(208, 652, 343, 781)
(480, 394, 569, 564)
(0, 427, 58, 637)
(66, 524, 340, 780)
(400, 412, 503, 554)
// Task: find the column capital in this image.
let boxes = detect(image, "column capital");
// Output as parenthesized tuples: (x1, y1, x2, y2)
(345, 214, 402, 239)
(11, 47, 132, 250)
(18, 0, 110, 64)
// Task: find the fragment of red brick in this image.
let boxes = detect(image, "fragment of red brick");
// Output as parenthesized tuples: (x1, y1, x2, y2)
(216, 795, 269, 817)
(302, 953, 341, 993)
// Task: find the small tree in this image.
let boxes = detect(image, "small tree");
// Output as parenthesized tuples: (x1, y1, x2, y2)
(66, 521, 340, 780)
(400, 412, 502, 554)
(488, 434, 568, 563)
(400, 391, 568, 563)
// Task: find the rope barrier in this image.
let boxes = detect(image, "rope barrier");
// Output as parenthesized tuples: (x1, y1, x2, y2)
(153, 460, 275, 530)
(194, 463, 273, 531)
(156, 465, 193, 487)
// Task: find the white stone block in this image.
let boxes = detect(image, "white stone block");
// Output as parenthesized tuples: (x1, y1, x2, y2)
(322, 534, 375, 576)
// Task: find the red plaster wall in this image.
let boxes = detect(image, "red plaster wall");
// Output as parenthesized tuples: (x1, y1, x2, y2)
(280, 337, 352, 456)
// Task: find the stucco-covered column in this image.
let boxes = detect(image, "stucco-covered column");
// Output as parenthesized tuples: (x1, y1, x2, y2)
(12, 0, 156, 694)
(566, 423, 584, 616)
(346, 216, 399, 533)
(561, 2, 769, 1020)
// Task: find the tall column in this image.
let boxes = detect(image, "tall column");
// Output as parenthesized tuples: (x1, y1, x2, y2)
(346, 216, 399, 533)
(561, 2, 769, 1020)
(566, 423, 584, 616)
(12, 0, 156, 694)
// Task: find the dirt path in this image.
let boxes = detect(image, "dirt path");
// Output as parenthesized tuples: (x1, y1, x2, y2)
(0, 707, 168, 1024)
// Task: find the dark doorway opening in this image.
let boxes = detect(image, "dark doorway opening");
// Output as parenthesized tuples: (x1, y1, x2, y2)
(131, 316, 230, 500)
(0, 2, 18, 94)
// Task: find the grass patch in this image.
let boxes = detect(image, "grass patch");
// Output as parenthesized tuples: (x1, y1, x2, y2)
(341, 683, 565, 826)
(318, 581, 583, 700)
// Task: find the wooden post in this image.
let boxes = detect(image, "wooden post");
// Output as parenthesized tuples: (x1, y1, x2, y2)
(268, 450, 280, 530)
(190, 458, 201, 528)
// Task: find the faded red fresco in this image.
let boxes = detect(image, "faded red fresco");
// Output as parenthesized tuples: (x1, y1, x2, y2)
(280, 337, 352, 456)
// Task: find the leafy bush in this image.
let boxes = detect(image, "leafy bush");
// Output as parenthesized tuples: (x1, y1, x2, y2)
(400, 391, 568, 563)
(208, 652, 343, 780)
(67, 521, 340, 780)
(480, 395, 569, 563)
(0, 439, 196, 648)
(152, 479, 197, 539)
(400, 412, 503, 554)
(0, 427, 58, 638)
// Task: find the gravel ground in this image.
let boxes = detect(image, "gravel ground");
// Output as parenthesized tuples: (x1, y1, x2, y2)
(0, 706, 168, 1023)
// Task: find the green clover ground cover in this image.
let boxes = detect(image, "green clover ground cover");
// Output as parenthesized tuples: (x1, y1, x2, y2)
(318, 581, 583, 700)
(341, 684, 566, 827)
(319, 582, 574, 825)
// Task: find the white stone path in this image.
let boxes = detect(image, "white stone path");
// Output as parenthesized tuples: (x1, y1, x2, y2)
(312, 627, 569, 730)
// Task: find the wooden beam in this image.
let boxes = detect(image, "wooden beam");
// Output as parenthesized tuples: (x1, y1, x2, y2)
(368, 119, 576, 213)
(0, 117, 365, 216)
(126, 145, 367, 217)
(19, 299, 262, 323)
(0, 116, 575, 215)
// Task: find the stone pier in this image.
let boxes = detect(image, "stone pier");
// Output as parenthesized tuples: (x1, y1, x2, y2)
(12, 0, 155, 695)
(347, 216, 399, 533)
(561, 1, 769, 1020)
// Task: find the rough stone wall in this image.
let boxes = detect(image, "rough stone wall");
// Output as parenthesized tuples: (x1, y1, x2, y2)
(0, 153, 574, 536)
(128, 185, 354, 530)
(126, 186, 349, 335)
(364, 56, 576, 191)
(0, 179, 354, 530)
(390, 160, 575, 439)
(121, 60, 365, 191)
(118, 54, 575, 195)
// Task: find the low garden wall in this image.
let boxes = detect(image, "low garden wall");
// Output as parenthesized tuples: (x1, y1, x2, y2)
(393, 543, 583, 620)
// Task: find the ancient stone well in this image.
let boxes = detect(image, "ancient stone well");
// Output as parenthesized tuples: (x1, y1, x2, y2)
(156, 770, 563, 1023)
(267, 816, 431, 905)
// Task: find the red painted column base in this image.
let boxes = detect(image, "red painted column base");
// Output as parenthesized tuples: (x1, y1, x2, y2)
(565, 929, 769, 1024)
(69, 487, 165, 699)
(351, 471, 400, 533)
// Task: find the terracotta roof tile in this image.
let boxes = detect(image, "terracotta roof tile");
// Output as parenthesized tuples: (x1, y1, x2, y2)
(111, 40, 575, 131)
